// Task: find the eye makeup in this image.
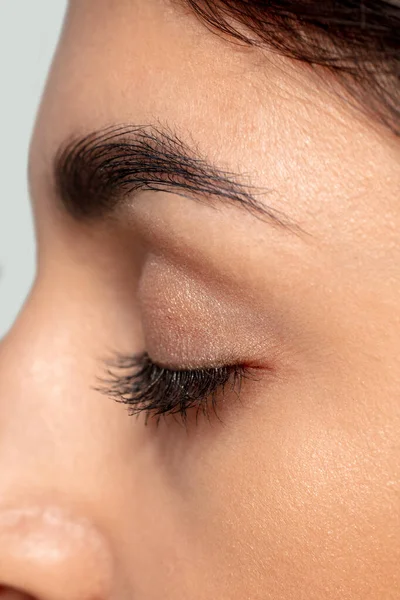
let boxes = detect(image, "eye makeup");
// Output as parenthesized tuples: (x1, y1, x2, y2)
(137, 253, 279, 370)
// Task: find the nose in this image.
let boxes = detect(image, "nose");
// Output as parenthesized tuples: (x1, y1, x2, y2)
(0, 505, 114, 600)
(0, 290, 118, 600)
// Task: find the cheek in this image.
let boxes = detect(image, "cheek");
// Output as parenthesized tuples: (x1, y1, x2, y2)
(157, 377, 399, 598)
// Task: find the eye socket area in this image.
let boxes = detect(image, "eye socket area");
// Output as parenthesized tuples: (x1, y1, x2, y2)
(93, 215, 287, 425)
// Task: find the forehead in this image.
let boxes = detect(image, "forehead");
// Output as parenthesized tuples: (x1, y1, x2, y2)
(50, 0, 253, 136)
(39, 0, 347, 161)
(32, 0, 398, 248)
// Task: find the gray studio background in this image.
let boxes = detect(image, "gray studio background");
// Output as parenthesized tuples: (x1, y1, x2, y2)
(0, 2, 67, 337)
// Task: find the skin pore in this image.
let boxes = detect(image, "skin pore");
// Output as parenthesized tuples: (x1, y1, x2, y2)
(0, 0, 399, 598)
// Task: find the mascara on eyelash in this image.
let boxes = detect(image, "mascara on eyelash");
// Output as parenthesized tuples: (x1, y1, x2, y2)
(95, 352, 249, 423)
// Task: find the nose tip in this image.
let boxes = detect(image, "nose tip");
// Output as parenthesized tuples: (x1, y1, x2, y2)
(0, 506, 114, 600)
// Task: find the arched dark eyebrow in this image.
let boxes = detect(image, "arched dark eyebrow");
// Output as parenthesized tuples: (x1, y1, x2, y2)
(53, 123, 297, 231)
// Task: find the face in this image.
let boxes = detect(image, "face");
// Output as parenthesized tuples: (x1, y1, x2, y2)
(0, 1, 399, 598)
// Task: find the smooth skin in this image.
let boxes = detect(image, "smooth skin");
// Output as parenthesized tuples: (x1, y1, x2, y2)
(0, 1, 399, 599)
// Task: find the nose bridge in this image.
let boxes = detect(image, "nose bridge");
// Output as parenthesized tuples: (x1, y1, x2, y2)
(0, 286, 83, 462)
(0, 290, 118, 600)
(0, 276, 103, 439)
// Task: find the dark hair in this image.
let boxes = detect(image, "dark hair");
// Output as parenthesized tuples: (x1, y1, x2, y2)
(184, 0, 400, 136)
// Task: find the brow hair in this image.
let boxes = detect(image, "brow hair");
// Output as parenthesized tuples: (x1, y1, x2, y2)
(53, 124, 299, 231)
(181, 0, 400, 136)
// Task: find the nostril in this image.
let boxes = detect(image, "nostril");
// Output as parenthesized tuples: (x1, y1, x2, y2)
(0, 587, 36, 600)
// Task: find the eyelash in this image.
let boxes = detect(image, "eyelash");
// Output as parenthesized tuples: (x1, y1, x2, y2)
(97, 352, 249, 424)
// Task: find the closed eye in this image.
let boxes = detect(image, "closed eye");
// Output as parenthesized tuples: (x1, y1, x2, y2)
(96, 352, 250, 425)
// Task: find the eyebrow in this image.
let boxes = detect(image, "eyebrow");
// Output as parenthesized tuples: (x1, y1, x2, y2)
(53, 123, 297, 231)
